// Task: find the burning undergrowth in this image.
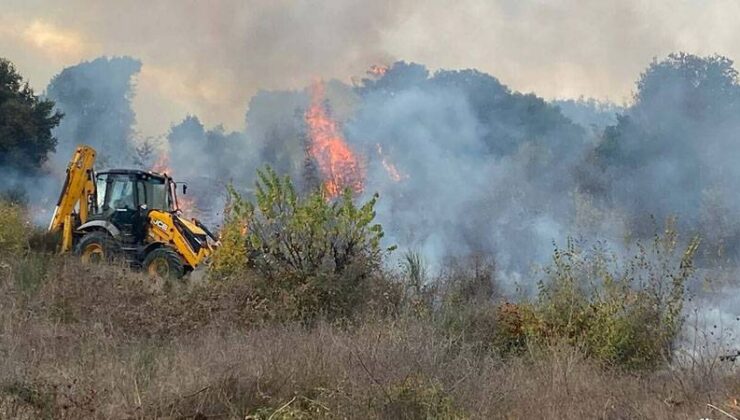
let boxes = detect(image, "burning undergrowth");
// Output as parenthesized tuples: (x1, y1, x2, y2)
(168, 55, 740, 350)
(2, 52, 739, 350)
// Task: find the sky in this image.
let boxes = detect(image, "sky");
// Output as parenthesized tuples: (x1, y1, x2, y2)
(2, 0, 739, 137)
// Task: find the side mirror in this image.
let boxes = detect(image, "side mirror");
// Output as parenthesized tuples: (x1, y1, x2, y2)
(182, 184, 188, 195)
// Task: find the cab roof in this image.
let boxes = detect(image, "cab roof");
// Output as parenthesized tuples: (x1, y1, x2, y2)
(98, 169, 170, 180)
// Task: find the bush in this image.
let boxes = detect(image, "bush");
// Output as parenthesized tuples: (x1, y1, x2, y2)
(438, 253, 497, 306)
(12, 253, 54, 296)
(492, 302, 541, 354)
(380, 376, 465, 419)
(0, 187, 28, 206)
(399, 250, 436, 317)
(497, 224, 700, 370)
(415, 253, 500, 350)
(0, 201, 29, 255)
(209, 216, 248, 279)
(211, 167, 396, 321)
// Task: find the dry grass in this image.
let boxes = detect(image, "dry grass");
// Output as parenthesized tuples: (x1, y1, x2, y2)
(0, 255, 738, 419)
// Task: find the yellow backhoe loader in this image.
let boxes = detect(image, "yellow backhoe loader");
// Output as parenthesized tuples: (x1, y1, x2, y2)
(48, 145, 218, 278)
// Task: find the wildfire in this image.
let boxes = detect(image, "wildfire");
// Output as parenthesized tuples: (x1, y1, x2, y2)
(368, 64, 388, 77)
(150, 152, 194, 215)
(176, 193, 196, 215)
(151, 153, 170, 174)
(376, 144, 406, 182)
(305, 81, 364, 198)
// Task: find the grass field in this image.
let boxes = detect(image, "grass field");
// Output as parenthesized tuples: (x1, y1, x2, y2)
(1, 255, 738, 419)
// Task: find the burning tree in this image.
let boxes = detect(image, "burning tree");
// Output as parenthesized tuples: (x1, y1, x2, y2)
(304, 81, 364, 198)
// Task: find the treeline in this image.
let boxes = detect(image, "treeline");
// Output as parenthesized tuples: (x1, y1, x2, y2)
(4, 53, 740, 269)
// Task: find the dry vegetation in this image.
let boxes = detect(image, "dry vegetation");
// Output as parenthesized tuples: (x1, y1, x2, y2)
(0, 254, 737, 418)
(1, 191, 739, 419)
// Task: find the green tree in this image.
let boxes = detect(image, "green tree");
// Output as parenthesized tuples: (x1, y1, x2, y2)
(0, 58, 62, 170)
(46, 56, 141, 166)
(212, 166, 395, 320)
(593, 53, 740, 242)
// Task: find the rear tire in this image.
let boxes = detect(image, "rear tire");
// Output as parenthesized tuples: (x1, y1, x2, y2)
(143, 247, 185, 279)
(75, 231, 120, 264)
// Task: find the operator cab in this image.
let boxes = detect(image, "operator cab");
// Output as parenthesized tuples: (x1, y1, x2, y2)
(92, 170, 181, 242)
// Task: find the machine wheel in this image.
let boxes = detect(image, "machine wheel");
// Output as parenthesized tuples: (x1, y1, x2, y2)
(75, 231, 119, 264)
(143, 247, 185, 279)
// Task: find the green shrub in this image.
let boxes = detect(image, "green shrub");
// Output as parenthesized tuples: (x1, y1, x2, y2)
(209, 218, 249, 279)
(0, 201, 30, 255)
(13, 253, 53, 296)
(211, 167, 395, 321)
(27, 229, 61, 253)
(0, 187, 28, 206)
(2, 381, 57, 419)
(379, 376, 465, 419)
(438, 253, 496, 306)
(425, 254, 500, 350)
(437, 302, 500, 351)
(399, 250, 436, 317)
(498, 224, 700, 370)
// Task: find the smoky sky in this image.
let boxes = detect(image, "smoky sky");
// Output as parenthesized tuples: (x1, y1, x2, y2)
(3, 0, 740, 137)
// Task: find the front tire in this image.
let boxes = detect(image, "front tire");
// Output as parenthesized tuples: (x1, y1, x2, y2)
(143, 247, 185, 279)
(75, 231, 120, 264)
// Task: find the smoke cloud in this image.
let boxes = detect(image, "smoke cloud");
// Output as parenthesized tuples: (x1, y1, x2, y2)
(4, 0, 740, 137)
(219, 57, 738, 348)
(46, 56, 141, 169)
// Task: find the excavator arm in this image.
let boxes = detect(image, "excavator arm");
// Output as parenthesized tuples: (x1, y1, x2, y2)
(48, 145, 97, 252)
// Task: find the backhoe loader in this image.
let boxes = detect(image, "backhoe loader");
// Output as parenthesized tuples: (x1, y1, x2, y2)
(48, 145, 218, 278)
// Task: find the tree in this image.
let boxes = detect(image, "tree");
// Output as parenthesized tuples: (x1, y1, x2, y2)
(593, 53, 740, 235)
(597, 53, 740, 168)
(212, 166, 393, 320)
(0, 58, 62, 171)
(46, 56, 141, 167)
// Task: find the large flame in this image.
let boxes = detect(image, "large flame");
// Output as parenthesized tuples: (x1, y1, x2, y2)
(305, 81, 364, 198)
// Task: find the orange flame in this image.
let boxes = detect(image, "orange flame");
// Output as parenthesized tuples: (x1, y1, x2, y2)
(176, 194, 196, 215)
(376, 144, 406, 182)
(151, 153, 170, 174)
(305, 81, 364, 198)
(368, 64, 388, 77)
(150, 152, 193, 215)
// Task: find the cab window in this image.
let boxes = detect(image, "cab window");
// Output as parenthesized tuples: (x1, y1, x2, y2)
(96, 174, 108, 210)
(107, 177, 135, 210)
(137, 181, 146, 208)
(141, 176, 172, 211)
